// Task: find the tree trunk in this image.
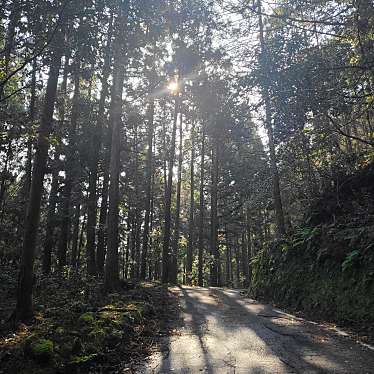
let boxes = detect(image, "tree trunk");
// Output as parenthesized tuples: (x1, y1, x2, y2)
(241, 231, 249, 287)
(210, 140, 219, 286)
(71, 203, 81, 269)
(97, 146, 110, 274)
(235, 238, 240, 287)
(161, 93, 179, 283)
(170, 111, 183, 283)
(86, 14, 113, 276)
(197, 125, 205, 286)
(24, 58, 37, 199)
(42, 156, 60, 275)
(140, 98, 155, 279)
(76, 214, 86, 271)
(225, 229, 231, 287)
(15, 35, 63, 320)
(0, 0, 20, 100)
(42, 54, 69, 275)
(186, 120, 195, 285)
(257, 0, 286, 237)
(57, 70, 80, 270)
(104, 0, 128, 291)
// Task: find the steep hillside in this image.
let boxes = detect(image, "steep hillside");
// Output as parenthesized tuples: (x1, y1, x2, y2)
(250, 165, 374, 332)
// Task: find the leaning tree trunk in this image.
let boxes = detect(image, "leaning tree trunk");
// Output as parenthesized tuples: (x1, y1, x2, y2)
(15, 33, 63, 320)
(186, 120, 195, 285)
(104, 0, 128, 291)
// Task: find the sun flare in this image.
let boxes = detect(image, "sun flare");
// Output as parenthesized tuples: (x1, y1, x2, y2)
(167, 81, 179, 93)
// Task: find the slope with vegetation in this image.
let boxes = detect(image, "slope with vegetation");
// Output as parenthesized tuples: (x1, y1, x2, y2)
(251, 165, 374, 331)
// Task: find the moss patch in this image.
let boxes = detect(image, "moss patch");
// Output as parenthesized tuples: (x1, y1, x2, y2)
(24, 337, 54, 362)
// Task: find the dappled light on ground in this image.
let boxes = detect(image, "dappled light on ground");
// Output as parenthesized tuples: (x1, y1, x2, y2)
(142, 286, 374, 373)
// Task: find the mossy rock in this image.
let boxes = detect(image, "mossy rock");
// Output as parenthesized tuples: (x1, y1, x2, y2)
(24, 336, 54, 362)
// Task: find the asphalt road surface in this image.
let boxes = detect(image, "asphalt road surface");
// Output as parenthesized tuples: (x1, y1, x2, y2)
(141, 286, 374, 374)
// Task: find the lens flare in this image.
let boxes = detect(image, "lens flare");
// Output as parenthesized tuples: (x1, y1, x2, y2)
(167, 81, 179, 93)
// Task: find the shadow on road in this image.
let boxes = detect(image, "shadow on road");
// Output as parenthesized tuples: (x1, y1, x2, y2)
(153, 286, 374, 373)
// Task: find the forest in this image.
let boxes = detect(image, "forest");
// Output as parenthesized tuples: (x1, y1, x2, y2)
(1, 0, 374, 373)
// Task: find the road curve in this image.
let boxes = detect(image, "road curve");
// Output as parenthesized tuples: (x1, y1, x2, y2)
(141, 286, 374, 373)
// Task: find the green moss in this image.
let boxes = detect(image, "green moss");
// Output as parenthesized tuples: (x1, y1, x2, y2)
(70, 353, 98, 365)
(24, 337, 54, 362)
(88, 327, 106, 343)
(78, 312, 96, 324)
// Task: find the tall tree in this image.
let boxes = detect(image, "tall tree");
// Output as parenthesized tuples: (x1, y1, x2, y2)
(104, 0, 129, 290)
(15, 26, 64, 320)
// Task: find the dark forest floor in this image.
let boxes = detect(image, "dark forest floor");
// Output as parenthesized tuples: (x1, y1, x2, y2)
(0, 265, 179, 374)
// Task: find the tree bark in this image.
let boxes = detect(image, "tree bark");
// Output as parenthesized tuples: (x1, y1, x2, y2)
(257, 0, 286, 237)
(104, 0, 128, 291)
(57, 69, 80, 270)
(140, 98, 155, 279)
(71, 203, 81, 269)
(24, 58, 37, 199)
(186, 120, 195, 285)
(210, 139, 219, 286)
(42, 54, 69, 275)
(197, 125, 205, 286)
(42, 157, 60, 275)
(241, 231, 249, 287)
(15, 34, 63, 320)
(86, 13, 113, 276)
(161, 93, 179, 283)
(97, 142, 110, 274)
(170, 111, 183, 283)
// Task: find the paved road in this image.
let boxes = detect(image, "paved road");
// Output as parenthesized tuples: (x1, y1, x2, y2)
(142, 286, 374, 374)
